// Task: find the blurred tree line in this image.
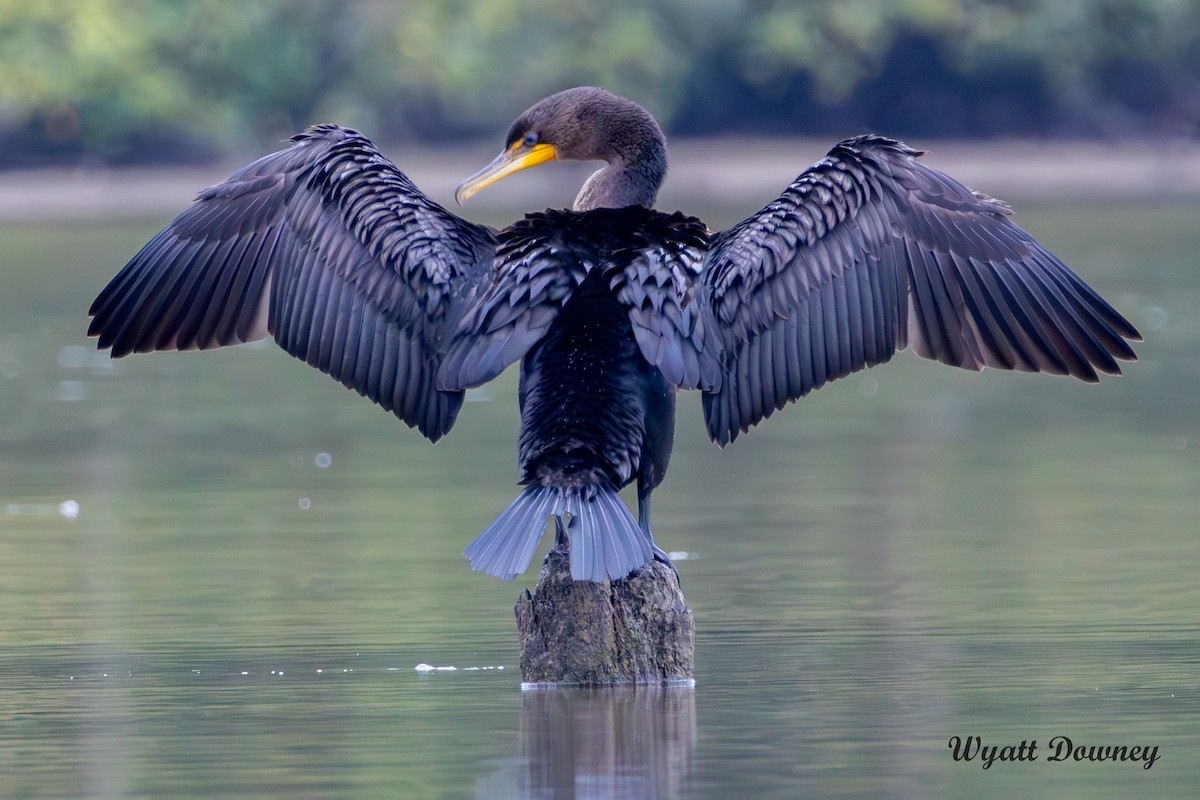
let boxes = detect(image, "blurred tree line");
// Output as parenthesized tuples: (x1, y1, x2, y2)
(1, 0, 1197, 167)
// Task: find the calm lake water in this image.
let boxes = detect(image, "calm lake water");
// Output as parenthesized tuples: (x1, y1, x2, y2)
(1, 195, 1197, 798)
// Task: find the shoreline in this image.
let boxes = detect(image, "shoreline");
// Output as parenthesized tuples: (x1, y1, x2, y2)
(2, 137, 1198, 223)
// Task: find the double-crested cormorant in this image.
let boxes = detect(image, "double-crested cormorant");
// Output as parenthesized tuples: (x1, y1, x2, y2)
(88, 87, 1140, 582)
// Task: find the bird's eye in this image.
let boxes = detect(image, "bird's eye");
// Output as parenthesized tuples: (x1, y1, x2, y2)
(522, 132, 538, 147)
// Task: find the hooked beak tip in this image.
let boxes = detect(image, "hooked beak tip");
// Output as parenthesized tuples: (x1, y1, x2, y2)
(453, 143, 558, 206)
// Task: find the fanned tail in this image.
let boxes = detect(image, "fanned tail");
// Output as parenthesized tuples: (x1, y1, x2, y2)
(463, 484, 653, 582)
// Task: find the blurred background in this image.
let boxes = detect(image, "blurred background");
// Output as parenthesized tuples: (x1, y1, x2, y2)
(1, 2, 1197, 799)
(2, 0, 1198, 167)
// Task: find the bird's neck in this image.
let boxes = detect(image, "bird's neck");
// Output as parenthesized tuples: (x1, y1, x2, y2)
(573, 137, 667, 211)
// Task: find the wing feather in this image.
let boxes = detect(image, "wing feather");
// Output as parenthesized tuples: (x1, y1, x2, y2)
(438, 210, 590, 390)
(609, 212, 719, 391)
(439, 207, 719, 393)
(701, 135, 1140, 445)
(88, 124, 496, 441)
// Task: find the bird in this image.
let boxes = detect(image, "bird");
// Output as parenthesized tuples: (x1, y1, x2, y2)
(88, 86, 1140, 583)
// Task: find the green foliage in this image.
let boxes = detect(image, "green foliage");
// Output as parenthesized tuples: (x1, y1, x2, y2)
(1, 0, 1196, 162)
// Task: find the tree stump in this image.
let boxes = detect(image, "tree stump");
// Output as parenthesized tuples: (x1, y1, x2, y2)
(515, 543, 695, 685)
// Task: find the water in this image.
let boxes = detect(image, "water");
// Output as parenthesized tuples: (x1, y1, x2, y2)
(1, 200, 1197, 798)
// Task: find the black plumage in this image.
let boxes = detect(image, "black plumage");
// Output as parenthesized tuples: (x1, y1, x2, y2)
(88, 87, 1140, 582)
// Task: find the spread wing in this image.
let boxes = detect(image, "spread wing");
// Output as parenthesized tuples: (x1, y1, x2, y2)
(88, 124, 496, 441)
(438, 207, 718, 392)
(701, 135, 1141, 446)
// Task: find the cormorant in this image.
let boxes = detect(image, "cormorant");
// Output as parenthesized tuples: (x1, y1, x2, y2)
(88, 87, 1140, 583)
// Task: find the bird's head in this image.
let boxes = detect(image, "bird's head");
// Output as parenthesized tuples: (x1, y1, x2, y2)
(454, 87, 665, 208)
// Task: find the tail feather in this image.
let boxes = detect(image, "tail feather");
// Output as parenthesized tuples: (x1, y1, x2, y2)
(567, 488, 653, 583)
(464, 486, 557, 580)
(464, 484, 654, 582)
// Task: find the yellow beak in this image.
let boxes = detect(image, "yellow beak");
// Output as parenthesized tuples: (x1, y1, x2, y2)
(455, 142, 558, 205)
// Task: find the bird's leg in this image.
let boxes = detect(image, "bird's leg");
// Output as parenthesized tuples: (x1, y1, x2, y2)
(637, 485, 676, 576)
(542, 514, 571, 568)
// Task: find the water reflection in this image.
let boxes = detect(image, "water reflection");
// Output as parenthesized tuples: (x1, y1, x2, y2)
(479, 686, 696, 800)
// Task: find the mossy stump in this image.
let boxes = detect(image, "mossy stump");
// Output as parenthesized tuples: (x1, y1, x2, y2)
(515, 544, 695, 685)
